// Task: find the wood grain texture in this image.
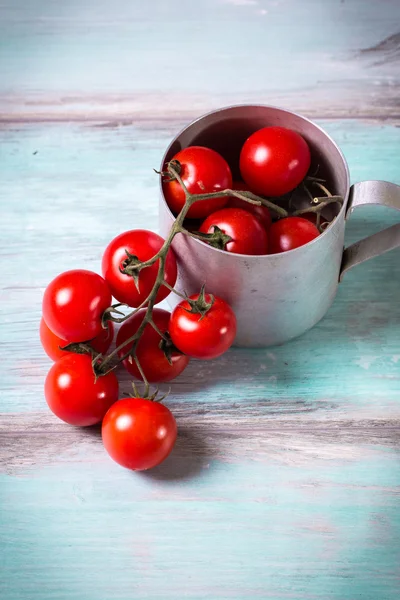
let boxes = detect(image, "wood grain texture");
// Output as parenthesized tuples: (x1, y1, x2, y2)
(1, 1, 400, 599)
(0, 0, 399, 121)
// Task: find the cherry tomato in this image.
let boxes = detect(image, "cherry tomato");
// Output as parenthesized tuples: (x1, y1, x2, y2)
(163, 146, 232, 219)
(42, 270, 112, 343)
(40, 317, 114, 362)
(116, 308, 189, 383)
(102, 230, 177, 308)
(102, 397, 177, 471)
(240, 126, 311, 197)
(45, 354, 119, 426)
(269, 217, 319, 254)
(228, 181, 272, 231)
(199, 207, 269, 255)
(169, 294, 236, 359)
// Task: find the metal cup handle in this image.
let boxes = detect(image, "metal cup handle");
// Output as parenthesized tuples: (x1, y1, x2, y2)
(340, 180, 400, 280)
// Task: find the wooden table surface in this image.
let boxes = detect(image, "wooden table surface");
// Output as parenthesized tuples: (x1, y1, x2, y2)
(1, 1, 400, 599)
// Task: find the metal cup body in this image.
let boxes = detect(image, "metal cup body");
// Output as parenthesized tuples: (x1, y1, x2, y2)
(159, 105, 350, 347)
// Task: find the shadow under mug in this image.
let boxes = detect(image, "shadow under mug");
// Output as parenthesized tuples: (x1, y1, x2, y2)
(159, 105, 400, 347)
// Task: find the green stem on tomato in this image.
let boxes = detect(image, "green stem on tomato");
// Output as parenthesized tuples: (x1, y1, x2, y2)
(133, 356, 150, 398)
(311, 195, 343, 205)
(302, 181, 315, 203)
(305, 176, 326, 183)
(292, 197, 344, 217)
(102, 294, 153, 327)
(233, 191, 289, 217)
(161, 279, 188, 300)
(312, 181, 332, 197)
(100, 254, 167, 377)
(148, 318, 168, 340)
(180, 228, 211, 243)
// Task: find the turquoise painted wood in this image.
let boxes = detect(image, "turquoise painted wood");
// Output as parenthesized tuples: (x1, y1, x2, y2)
(1, 1, 400, 599)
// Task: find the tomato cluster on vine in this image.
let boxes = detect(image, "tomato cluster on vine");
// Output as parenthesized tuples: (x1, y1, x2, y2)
(162, 126, 332, 255)
(41, 235, 236, 471)
(40, 123, 341, 473)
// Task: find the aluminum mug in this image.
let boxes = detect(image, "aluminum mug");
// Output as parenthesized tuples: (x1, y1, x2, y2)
(159, 105, 400, 347)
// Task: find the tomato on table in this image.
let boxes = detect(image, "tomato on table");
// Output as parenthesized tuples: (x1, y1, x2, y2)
(116, 308, 189, 383)
(44, 354, 119, 426)
(102, 230, 177, 308)
(42, 269, 112, 343)
(228, 181, 272, 231)
(40, 317, 114, 362)
(102, 397, 177, 471)
(163, 146, 232, 219)
(169, 293, 236, 359)
(240, 126, 311, 197)
(269, 216, 320, 254)
(199, 207, 269, 255)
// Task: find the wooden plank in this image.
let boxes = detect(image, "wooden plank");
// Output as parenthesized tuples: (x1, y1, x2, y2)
(0, 0, 399, 121)
(1, 453, 400, 600)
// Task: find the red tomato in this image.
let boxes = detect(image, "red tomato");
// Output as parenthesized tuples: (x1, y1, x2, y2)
(169, 294, 236, 359)
(116, 308, 189, 383)
(163, 146, 232, 219)
(42, 270, 112, 343)
(199, 207, 269, 255)
(228, 181, 272, 230)
(102, 397, 177, 470)
(102, 230, 177, 308)
(45, 354, 119, 426)
(40, 317, 114, 362)
(269, 217, 319, 254)
(240, 126, 311, 197)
